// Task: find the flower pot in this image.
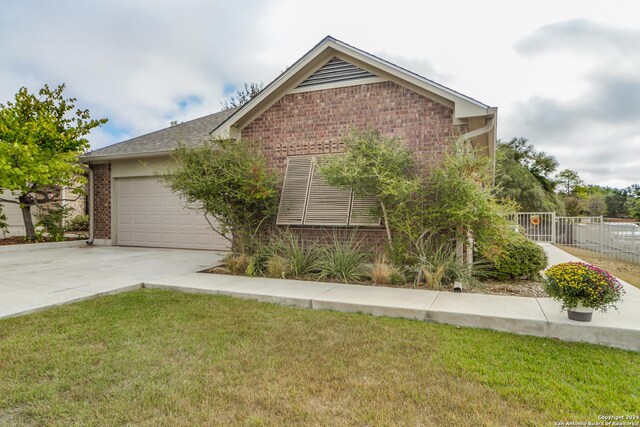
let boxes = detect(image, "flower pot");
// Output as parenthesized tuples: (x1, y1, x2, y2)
(567, 302, 593, 322)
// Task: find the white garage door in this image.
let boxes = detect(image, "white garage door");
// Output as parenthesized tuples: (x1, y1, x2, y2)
(115, 177, 230, 250)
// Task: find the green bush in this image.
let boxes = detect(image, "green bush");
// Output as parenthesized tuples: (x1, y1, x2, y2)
(316, 233, 370, 283)
(484, 232, 547, 280)
(65, 214, 89, 232)
(35, 204, 73, 241)
(161, 139, 280, 254)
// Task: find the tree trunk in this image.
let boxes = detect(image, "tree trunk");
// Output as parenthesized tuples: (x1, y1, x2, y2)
(18, 196, 37, 241)
(379, 201, 392, 241)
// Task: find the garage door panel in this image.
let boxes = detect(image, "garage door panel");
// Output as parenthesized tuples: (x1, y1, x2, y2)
(116, 177, 230, 250)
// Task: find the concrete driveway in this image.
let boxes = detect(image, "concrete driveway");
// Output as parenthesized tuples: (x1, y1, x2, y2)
(0, 245, 225, 319)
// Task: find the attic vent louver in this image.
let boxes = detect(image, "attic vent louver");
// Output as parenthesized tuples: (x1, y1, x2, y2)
(297, 57, 376, 88)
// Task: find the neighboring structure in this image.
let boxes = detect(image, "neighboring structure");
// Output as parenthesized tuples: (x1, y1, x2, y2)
(81, 36, 497, 251)
(1, 188, 87, 237)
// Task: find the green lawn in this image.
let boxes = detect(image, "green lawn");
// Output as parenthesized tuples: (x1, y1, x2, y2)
(1, 290, 638, 426)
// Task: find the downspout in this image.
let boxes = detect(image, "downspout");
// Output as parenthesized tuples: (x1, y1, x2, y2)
(87, 167, 95, 245)
(455, 116, 495, 147)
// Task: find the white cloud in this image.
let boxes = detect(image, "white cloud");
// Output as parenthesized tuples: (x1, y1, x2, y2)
(1, 0, 639, 187)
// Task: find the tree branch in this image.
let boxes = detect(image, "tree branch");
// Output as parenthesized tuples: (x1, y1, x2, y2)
(204, 213, 233, 244)
(0, 198, 20, 205)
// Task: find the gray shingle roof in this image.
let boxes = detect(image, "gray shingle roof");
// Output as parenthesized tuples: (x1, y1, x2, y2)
(82, 108, 236, 160)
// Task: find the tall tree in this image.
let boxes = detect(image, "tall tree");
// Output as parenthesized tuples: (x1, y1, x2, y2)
(555, 169, 584, 195)
(220, 82, 265, 110)
(0, 84, 107, 240)
(504, 137, 558, 191)
(494, 139, 564, 213)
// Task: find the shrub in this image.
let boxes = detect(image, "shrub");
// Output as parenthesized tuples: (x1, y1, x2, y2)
(484, 232, 547, 280)
(66, 214, 89, 232)
(35, 204, 73, 241)
(266, 255, 289, 279)
(412, 235, 474, 289)
(423, 141, 517, 251)
(245, 244, 270, 277)
(389, 269, 407, 286)
(316, 234, 370, 283)
(225, 254, 250, 275)
(544, 262, 624, 312)
(266, 229, 317, 278)
(161, 138, 280, 254)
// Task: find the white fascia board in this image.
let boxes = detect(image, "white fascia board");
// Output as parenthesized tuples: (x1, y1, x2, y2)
(327, 39, 491, 119)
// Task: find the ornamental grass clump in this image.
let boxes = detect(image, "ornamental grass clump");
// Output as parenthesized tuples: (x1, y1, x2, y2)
(543, 262, 624, 312)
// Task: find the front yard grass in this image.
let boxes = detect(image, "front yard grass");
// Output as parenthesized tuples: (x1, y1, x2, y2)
(1, 289, 638, 425)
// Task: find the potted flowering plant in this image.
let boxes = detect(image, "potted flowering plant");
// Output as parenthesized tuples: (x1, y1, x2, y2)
(543, 262, 625, 322)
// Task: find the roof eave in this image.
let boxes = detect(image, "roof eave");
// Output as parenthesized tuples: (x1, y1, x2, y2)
(80, 150, 173, 164)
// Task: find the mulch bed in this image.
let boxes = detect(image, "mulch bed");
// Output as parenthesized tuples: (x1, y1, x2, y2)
(0, 236, 86, 246)
(205, 267, 547, 298)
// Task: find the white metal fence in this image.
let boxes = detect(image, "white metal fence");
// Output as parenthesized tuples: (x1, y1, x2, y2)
(511, 212, 640, 264)
(509, 212, 556, 243)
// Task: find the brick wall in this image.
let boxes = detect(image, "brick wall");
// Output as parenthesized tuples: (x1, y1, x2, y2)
(241, 80, 466, 248)
(91, 163, 111, 239)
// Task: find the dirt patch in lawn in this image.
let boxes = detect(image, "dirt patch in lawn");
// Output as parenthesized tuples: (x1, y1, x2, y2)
(205, 267, 546, 298)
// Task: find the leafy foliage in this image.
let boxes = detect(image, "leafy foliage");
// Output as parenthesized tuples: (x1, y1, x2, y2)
(221, 82, 265, 110)
(424, 141, 517, 251)
(555, 169, 584, 195)
(502, 137, 559, 191)
(316, 233, 371, 283)
(544, 262, 624, 312)
(319, 128, 420, 240)
(484, 232, 547, 280)
(625, 197, 640, 221)
(495, 140, 564, 213)
(162, 139, 280, 254)
(65, 214, 89, 231)
(0, 83, 107, 239)
(35, 204, 73, 241)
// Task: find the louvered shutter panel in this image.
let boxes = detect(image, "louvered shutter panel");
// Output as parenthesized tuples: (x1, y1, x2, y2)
(349, 195, 381, 226)
(303, 157, 352, 225)
(276, 156, 313, 225)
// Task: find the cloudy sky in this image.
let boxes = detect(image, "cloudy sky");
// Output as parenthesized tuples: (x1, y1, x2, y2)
(1, 0, 638, 188)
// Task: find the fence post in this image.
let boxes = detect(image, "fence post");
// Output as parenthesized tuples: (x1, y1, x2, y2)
(600, 215, 604, 254)
(551, 211, 557, 244)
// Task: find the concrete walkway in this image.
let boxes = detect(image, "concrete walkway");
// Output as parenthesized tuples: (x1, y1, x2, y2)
(144, 243, 640, 352)
(0, 245, 224, 319)
(2, 243, 638, 351)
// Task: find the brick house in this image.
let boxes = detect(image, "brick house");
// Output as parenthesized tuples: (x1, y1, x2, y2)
(81, 36, 497, 251)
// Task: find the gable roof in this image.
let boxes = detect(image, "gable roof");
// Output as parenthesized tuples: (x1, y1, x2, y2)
(212, 36, 494, 137)
(81, 108, 236, 162)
